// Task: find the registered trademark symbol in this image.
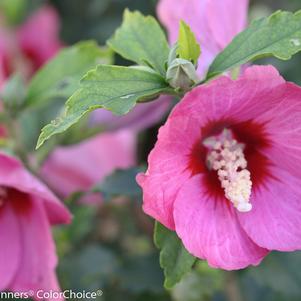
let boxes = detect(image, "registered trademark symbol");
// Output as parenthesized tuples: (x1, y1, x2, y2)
(97, 290, 103, 296)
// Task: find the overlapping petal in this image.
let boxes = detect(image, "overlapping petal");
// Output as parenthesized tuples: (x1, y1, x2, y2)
(170, 65, 286, 123)
(0, 152, 71, 224)
(137, 116, 201, 229)
(174, 175, 268, 270)
(238, 167, 301, 251)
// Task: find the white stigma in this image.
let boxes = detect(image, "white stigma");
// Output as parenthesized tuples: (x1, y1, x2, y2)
(203, 129, 252, 213)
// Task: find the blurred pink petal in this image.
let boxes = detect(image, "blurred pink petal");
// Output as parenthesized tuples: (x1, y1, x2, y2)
(90, 96, 171, 132)
(0, 151, 71, 224)
(206, 0, 249, 48)
(0, 27, 14, 85)
(157, 0, 249, 77)
(0, 152, 71, 297)
(17, 5, 62, 71)
(0, 202, 21, 290)
(42, 130, 136, 199)
(9, 194, 60, 300)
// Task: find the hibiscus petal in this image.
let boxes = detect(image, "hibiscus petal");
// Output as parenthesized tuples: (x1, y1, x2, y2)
(0, 202, 21, 290)
(137, 116, 201, 230)
(42, 130, 136, 199)
(90, 96, 171, 132)
(252, 82, 301, 179)
(238, 167, 301, 251)
(206, 0, 249, 48)
(0, 152, 71, 225)
(170, 65, 286, 123)
(157, 0, 220, 49)
(17, 5, 62, 70)
(157, 0, 249, 78)
(9, 196, 61, 299)
(173, 175, 268, 270)
(157, 0, 220, 77)
(158, 0, 200, 43)
(0, 27, 14, 84)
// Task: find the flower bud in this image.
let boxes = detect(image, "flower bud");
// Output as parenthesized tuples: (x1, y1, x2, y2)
(166, 58, 199, 91)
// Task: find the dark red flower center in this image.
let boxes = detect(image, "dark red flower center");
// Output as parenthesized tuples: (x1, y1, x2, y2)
(0, 187, 32, 216)
(188, 119, 273, 202)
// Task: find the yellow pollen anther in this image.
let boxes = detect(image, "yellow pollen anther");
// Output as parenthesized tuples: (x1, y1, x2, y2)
(203, 129, 252, 213)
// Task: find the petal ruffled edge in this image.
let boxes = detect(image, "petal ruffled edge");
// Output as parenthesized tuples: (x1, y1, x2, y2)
(0, 152, 71, 225)
(238, 167, 301, 251)
(173, 175, 269, 270)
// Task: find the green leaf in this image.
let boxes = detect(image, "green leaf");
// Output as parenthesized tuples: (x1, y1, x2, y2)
(93, 167, 144, 201)
(36, 65, 170, 149)
(172, 263, 223, 301)
(108, 9, 170, 76)
(154, 222, 196, 289)
(177, 20, 201, 65)
(25, 41, 113, 108)
(0, 0, 26, 25)
(208, 10, 301, 77)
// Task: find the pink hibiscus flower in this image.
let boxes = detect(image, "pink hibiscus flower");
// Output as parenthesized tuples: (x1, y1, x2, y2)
(137, 65, 301, 270)
(17, 5, 63, 72)
(0, 152, 71, 298)
(41, 130, 136, 200)
(0, 5, 62, 81)
(157, 0, 249, 77)
(0, 27, 15, 84)
(2, 5, 170, 133)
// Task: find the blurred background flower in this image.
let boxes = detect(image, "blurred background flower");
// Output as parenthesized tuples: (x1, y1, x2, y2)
(158, 0, 248, 77)
(0, 152, 71, 297)
(41, 130, 136, 200)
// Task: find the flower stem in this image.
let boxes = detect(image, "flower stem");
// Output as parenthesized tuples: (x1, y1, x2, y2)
(5, 115, 31, 168)
(224, 271, 243, 301)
